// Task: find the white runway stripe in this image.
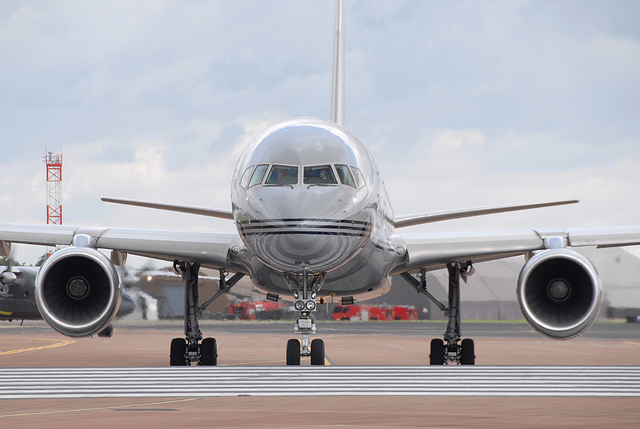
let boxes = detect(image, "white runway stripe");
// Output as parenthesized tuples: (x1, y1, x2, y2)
(1, 366, 640, 399)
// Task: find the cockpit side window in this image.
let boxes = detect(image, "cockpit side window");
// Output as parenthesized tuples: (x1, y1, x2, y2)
(351, 166, 365, 189)
(303, 165, 338, 185)
(240, 166, 254, 188)
(335, 164, 356, 188)
(265, 165, 299, 185)
(248, 164, 269, 187)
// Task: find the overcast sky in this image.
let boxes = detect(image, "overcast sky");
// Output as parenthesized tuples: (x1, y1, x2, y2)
(1, 0, 639, 266)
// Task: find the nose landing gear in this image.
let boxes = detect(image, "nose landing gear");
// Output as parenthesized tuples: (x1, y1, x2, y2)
(285, 267, 326, 365)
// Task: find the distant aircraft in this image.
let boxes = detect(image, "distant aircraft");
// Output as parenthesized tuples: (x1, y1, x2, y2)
(1, 0, 639, 365)
(0, 264, 39, 321)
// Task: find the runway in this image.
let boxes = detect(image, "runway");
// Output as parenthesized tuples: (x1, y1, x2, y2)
(3, 366, 640, 399)
(2, 321, 640, 427)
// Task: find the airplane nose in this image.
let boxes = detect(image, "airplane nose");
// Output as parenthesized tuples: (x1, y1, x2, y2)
(238, 186, 371, 272)
(260, 186, 349, 220)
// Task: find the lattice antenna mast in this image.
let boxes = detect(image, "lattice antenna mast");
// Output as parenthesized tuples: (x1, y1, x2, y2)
(44, 151, 63, 225)
(43, 151, 63, 255)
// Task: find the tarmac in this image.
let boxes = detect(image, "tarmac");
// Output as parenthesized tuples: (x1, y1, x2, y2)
(1, 319, 639, 428)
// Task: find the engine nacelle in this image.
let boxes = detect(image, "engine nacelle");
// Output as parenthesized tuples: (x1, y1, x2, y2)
(35, 247, 122, 337)
(517, 249, 602, 340)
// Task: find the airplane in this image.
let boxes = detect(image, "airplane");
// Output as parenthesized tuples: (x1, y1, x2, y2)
(0, 263, 39, 321)
(1, 0, 640, 366)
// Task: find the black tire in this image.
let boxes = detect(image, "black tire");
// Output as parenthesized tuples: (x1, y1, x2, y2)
(310, 339, 325, 366)
(286, 339, 300, 365)
(170, 338, 187, 366)
(200, 337, 218, 366)
(429, 338, 445, 365)
(98, 325, 113, 338)
(461, 338, 475, 365)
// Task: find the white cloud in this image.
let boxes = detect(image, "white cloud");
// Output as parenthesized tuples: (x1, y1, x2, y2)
(428, 129, 485, 156)
(1, 0, 639, 266)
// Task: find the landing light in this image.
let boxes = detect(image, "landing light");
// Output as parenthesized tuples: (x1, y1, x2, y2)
(306, 301, 316, 311)
(295, 300, 305, 311)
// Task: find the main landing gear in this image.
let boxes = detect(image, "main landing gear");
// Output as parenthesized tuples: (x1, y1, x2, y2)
(402, 262, 476, 365)
(169, 261, 244, 366)
(285, 267, 326, 365)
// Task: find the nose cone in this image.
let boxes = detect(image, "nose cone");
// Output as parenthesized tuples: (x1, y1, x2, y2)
(237, 186, 371, 272)
(261, 186, 349, 220)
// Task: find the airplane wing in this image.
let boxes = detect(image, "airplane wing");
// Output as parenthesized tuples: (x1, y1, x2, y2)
(0, 223, 244, 271)
(393, 225, 640, 274)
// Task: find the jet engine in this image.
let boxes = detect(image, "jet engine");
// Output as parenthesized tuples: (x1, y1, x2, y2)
(517, 249, 602, 340)
(35, 247, 122, 337)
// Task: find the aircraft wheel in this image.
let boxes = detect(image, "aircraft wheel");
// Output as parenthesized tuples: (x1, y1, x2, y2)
(200, 337, 218, 366)
(98, 324, 113, 338)
(461, 338, 475, 365)
(429, 338, 445, 365)
(286, 339, 301, 365)
(170, 338, 187, 366)
(310, 338, 325, 365)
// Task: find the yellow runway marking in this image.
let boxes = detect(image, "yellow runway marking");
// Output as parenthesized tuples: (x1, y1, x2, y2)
(623, 341, 640, 346)
(0, 338, 76, 355)
(0, 398, 200, 418)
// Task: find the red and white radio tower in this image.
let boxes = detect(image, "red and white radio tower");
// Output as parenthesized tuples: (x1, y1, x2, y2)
(44, 151, 62, 257)
(44, 151, 63, 226)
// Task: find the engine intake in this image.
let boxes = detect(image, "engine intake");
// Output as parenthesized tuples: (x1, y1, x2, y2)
(517, 249, 602, 340)
(35, 247, 122, 337)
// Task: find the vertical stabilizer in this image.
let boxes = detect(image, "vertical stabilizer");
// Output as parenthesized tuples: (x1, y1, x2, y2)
(330, 0, 344, 126)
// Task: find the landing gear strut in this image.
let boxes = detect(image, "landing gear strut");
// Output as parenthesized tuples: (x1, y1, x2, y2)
(285, 266, 326, 365)
(402, 262, 476, 365)
(169, 261, 243, 366)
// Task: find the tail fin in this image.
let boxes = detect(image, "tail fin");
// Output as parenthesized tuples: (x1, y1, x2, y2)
(330, 0, 344, 126)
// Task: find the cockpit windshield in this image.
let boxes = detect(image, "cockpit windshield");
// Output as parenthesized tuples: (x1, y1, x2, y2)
(242, 163, 364, 188)
(303, 165, 338, 185)
(265, 165, 299, 185)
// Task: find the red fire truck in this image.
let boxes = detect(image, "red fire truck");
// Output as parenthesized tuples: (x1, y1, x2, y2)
(229, 301, 290, 320)
(331, 304, 417, 321)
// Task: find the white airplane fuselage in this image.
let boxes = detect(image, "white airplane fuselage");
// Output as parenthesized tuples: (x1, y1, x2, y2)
(231, 118, 406, 300)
